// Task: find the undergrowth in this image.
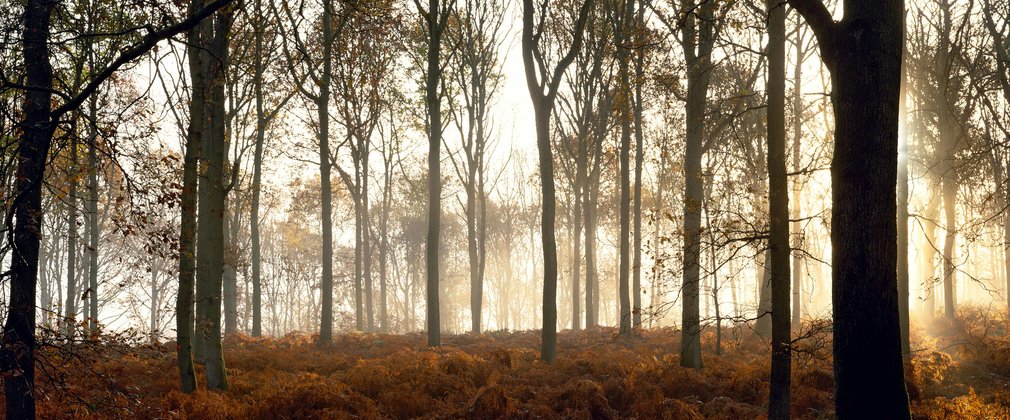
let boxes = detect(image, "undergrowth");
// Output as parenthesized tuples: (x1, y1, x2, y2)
(6, 310, 1009, 419)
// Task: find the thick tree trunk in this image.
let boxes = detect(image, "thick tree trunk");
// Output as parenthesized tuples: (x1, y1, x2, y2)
(195, 9, 231, 391)
(766, 1, 791, 417)
(678, 0, 716, 371)
(790, 0, 910, 416)
(2, 2, 55, 416)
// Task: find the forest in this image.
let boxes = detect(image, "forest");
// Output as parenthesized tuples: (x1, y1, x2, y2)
(0, 0, 1009, 418)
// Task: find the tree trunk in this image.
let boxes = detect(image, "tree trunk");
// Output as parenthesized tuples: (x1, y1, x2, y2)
(897, 52, 910, 355)
(195, 8, 231, 391)
(65, 137, 79, 336)
(941, 177, 957, 319)
(87, 94, 100, 334)
(790, 30, 805, 334)
(177, 0, 205, 390)
(766, 1, 791, 417)
(3, 2, 55, 416)
(424, 0, 445, 347)
(790, 0, 910, 416)
(318, 0, 335, 344)
(363, 145, 373, 331)
(223, 209, 239, 334)
(631, 1, 646, 329)
(616, 0, 634, 336)
(249, 0, 265, 338)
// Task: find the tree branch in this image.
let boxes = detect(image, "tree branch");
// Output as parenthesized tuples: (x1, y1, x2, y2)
(53, 0, 236, 118)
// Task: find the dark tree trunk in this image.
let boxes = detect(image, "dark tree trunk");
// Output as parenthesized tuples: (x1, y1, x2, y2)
(679, 0, 717, 369)
(2, 2, 56, 416)
(423, 0, 446, 347)
(249, 0, 265, 338)
(177, 0, 206, 390)
(520, 0, 592, 361)
(194, 8, 231, 391)
(318, 0, 335, 344)
(790, 0, 910, 417)
(86, 108, 100, 333)
(766, 0, 791, 417)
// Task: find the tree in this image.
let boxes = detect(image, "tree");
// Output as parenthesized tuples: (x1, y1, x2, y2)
(275, 0, 348, 343)
(766, 0, 790, 417)
(521, 0, 594, 362)
(788, 0, 911, 417)
(445, 0, 506, 334)
(418, 0, 452, 347)
(2, 0, 233, 414)
(615, 0, 636, 335)
(677, 0, 723, 369)
(193, 3, 234, 391)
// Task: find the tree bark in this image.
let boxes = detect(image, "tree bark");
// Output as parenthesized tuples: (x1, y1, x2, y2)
(249, 0, 265, 337)
(789, 0, 910, 417)
(679, 0, 717, 369)
(632, 2, 645, 329)
(423, 0, 446, 347)
(766, 0, 791, 417)
(194, 7, 231, 391)
(318, 0, 335, 344)
(177, 0, 206, 391)
(2, 2, 56, 416)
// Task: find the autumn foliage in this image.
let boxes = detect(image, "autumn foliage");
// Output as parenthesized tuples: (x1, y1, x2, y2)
(9, 310, 1010, 419)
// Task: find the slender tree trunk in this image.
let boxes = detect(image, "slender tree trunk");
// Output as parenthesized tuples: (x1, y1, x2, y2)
(632, 3, 645, 328)
(942, 177, 957, 319)
(249, 0, 265, 337)
(65, 138, 79, 335)
(922, 191, 940, 317)
(767, 1, 791, 417)
(87, 94, 100, 334)
(318, 0, 335, 344)
(151, 262, 160, 343)
(424, 0, 445, 347)
(223, 209, 239, 334)
(616, 0, 634, 336)
(572, 183, 582, 330)
(363, 145, 374, 331)
(790, 31, 805, 334)
(177, 0, 205, 390)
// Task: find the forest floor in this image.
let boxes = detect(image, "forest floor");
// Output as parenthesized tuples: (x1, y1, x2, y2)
(18, 308, 1010, 419)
